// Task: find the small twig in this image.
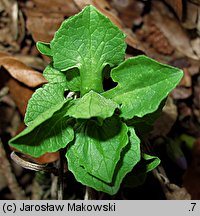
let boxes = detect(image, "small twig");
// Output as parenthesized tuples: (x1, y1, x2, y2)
(11, 151, 58, 175)
(152, 166, 191, 200)
(0, 139, 26, 199)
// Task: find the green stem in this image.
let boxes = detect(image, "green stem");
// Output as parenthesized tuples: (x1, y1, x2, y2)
(80, 65, 104, 96)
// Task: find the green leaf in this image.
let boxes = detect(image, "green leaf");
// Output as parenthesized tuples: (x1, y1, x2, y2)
(124, 153, 160, 188)
(103, 55, 183, 119)
(24, 83, 66, 126)
(65, 68, 81, 92)
(68, 91, 119, 119)
(24, 64, 68, 125)
(43, 63, 81, 92)
(9, 99, 74, 157)
(67, 116, 129, 183)
(51, 5, 126, 95)
(66, 126, 140, 195)
(126, 99, 166, 138)
(24, 63, 80, 126)
(8, 5, 183, 195)
(142, 153, 160, 170)
(43, 64, 67, 88)
(36, 42, 52, 57)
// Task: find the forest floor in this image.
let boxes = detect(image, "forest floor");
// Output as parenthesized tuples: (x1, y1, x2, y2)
(0, 0, 200, 200)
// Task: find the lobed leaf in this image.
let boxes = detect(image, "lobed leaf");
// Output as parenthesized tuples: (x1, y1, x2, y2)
(103, 55, 183, 119)
(50, 5, 126, 95)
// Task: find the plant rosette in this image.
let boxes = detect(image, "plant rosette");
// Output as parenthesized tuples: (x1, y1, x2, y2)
(9, 5, 183, 195)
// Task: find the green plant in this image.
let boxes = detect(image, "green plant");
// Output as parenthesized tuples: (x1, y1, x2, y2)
(9, 5, 183, 195)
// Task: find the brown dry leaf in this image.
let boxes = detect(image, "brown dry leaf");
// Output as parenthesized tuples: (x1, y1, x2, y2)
(164, 0, 183, 20)
(170, 63, 193, 100)
(171, 87, 192, 99)
(7, 79, 33, 116)
(136, 16, 174, 55)
(0, 52, 47, 88)
(0, 52, 10, 58)
(178, 102, 192, 119)
(194, 109, 200, 123)
(182, 1, 199, 29)
(0, 85, 21, 137)
(0, 159, 23, 191)
(197, 7, 200, 35)
(26, 0, 79, 16)
(73, 0, 111, 11)
(169, 57, 190, 69)
(14, 55, 47, 71)
(0, 0, 25, 52)
(187, 63, 200, 76)
(32, 152, 59, 164)
(110, 0, 144, 28)
(177, 102, 200, 136)
(11, 147, 60, 164)
(150, 97, 178, 138)
(191, 38, 200, 59)
(194, 86, 200, 109)
(193, 77, 200, 109)
(24, 11, 65, 43)
(165, 184, 191, 200)
(21, 0, 78, 43)
(190, 0, 200, 5)
(151, 1, 200, 60)
(73, 0, 145, 51)
(0, 169, 8, 191)
(179, 68, 192, 87)
(183, 138, 200, 199)
(110, 0, 131, 9)
(0, 95, 16, 135)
